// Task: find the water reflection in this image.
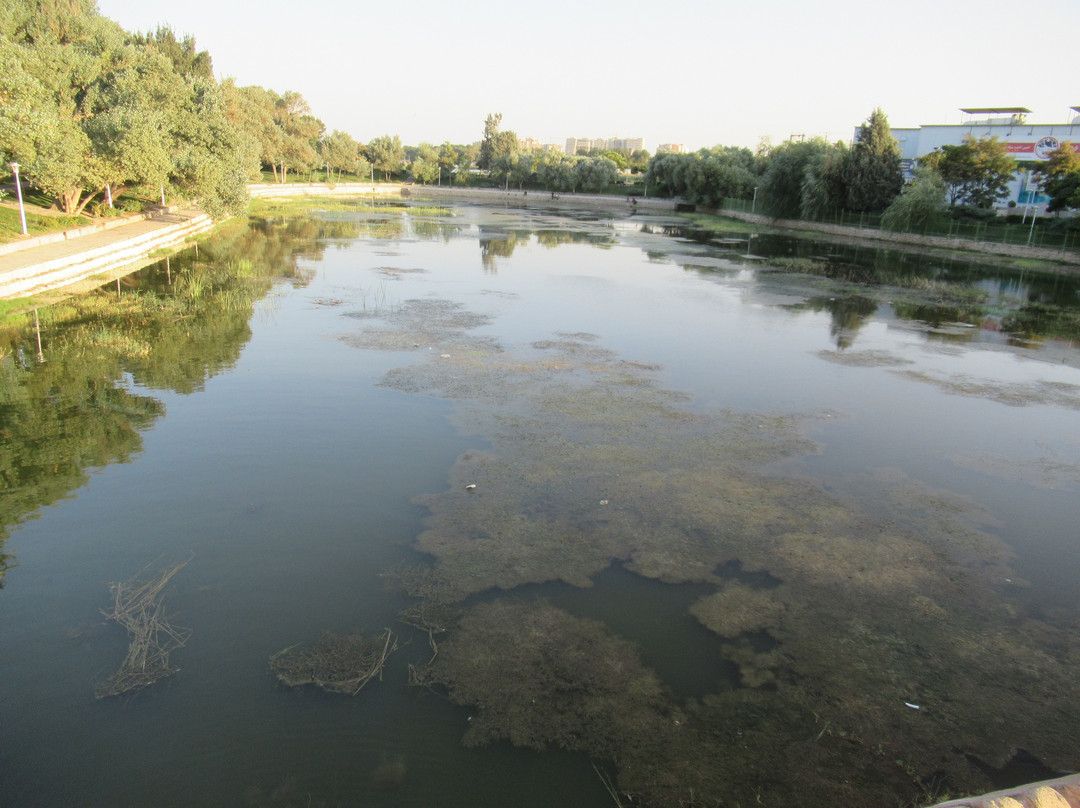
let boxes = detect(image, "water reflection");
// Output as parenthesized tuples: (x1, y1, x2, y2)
(1, 202, 1079, 808)
(0, 216, 337, 578)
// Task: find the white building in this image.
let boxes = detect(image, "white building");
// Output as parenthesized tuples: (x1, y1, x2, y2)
(891, 107, 1080, 209)
(565, 136, 645, 155)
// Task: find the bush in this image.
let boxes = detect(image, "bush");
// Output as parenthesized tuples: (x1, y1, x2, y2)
(949, 204, 997, 222)
(881, 168, 947, 232)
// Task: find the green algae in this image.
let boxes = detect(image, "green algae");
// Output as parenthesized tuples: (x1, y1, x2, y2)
(344, 291, 1080, 806)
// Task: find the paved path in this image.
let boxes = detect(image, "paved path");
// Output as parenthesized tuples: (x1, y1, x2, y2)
(0, 209, 212, 300)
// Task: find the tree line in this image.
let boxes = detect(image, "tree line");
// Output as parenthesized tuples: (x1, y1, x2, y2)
(3, 2, 1078, 224)
(644, 108, 1080, 230)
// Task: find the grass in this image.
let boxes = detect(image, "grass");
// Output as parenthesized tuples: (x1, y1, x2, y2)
(0, 203, 90, 243)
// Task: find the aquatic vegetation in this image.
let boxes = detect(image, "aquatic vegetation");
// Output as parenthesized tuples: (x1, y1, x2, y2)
(344, 290, 1080, 805)
(269, 629, 398, 695)
(901, 371, 1080, 409)
(96, 561, 190, 698)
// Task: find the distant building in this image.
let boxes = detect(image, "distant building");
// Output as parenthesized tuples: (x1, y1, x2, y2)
(565, 137, 589, 155)
(565, 136, 646, 155)
(890, 106, 1080, 209)
(656, 143, 685, 154)
(608, 137, 644, 152)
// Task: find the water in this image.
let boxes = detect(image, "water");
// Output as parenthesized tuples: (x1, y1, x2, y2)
(1, 200, 1079, 807)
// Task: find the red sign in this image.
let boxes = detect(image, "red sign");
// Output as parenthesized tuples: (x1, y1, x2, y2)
(1005, 139, 1080, 159)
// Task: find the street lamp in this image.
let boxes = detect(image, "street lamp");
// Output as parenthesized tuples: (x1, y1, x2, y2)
(751, 186, 758, 215)
(9, 162, 28, 235)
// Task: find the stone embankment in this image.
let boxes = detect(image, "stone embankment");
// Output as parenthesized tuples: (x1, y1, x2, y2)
(0, 208, 214, 300)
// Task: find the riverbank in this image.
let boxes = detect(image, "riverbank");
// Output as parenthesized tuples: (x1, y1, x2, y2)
(2, 183, 1076, 305)
(0, 208, 214, 302)
(710, 207, 1080, 268)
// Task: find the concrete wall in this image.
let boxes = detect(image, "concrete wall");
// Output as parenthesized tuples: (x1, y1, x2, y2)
(0, 212, 215, 300)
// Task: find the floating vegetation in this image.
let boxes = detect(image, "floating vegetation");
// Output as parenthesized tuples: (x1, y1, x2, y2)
(269, 629, 397, 695)
(901, 371, 1080, 409)
(816, 348, 914, 367)
(341, 287, 1080, 805)
(949, 450, 1080, 490)
(417, 600, 679, 759)
(95, 560, 191, 699)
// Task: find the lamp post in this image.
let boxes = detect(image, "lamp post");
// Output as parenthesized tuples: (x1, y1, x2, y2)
(9, 162, 28, 235)
(751, 186, 758, 215)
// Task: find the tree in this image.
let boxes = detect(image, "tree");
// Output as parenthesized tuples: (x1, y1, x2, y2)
(600, 150, 628, 170)
(628, 149, 651, 172)
(881, 167, 947, 231)
(130, 25, 213, 80)
(842, 108, 903, 213)
(0, 1, 255, 216)
(479, 112, 517, 172)
(368, 134, 405, 180)
(757, 137, 845, 219)
(437, 142, 459, 184)
(930, 136, 1016, 208)
(574, 156, 618, 194)
(410, 142, 440, 184)
(321, 130, 360, 181)
(1037, 143, 1080, 212)
(273, 90, 322, 181)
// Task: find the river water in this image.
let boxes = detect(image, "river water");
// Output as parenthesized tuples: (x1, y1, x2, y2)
(1, 200, 1079, 807)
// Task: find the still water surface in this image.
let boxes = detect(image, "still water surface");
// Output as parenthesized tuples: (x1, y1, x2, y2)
(2, 201, 1079, 807)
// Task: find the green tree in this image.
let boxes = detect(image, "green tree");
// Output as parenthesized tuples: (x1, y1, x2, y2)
(842, 107, 903, 213)
(881, 167, 947, 231)
(367, 134, 405, 180)
(437, 141, 459, 184)
(130, 25, 213, 80)
(574, 156, 618, 194)
(757, 137, 845, 219)
(628, 149, 651, 171)
(274, 90, 322, 181)
(479, 112, 518, 172)
(1, 2, 254, 215)
(600, 150, 628, 170)
(1037, 143, 1080, 212)
(410, 142, 440, 184)
(321, 130, 360, 181)
(930, 135, 1016, 208)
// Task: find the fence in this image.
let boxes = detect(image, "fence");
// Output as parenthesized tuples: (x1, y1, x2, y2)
(719, 197, 1078, 254)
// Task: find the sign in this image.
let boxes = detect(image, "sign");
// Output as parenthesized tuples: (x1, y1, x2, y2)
(1005, 139, 1080, 159)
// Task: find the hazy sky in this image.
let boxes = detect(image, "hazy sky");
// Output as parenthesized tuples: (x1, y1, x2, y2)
(95, 0, 1080, 152)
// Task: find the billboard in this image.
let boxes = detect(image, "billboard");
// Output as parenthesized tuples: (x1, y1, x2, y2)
(1005, 136, 1080, 160)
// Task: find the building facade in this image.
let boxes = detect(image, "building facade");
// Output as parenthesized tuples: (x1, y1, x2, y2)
(565, 136, 645, 155)
(891, 107, 1080, 209)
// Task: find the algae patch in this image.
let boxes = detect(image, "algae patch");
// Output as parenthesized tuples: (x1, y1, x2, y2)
(342, 291, 1080, 806)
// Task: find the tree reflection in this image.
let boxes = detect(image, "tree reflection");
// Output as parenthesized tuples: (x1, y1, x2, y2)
(479, 229, 531, 273)
(793, 296, 879, 349)
(0, 215, 335, 583)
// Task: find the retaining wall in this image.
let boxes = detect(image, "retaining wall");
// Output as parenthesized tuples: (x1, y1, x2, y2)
(0, 207, 176, 258)
(0, 212, 215, 300)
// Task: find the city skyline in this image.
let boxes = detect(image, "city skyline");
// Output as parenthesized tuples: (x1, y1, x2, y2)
(95, 0, 1080, 153)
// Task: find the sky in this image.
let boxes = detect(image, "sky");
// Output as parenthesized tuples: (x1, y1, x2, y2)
(95, 0, 1080, 153)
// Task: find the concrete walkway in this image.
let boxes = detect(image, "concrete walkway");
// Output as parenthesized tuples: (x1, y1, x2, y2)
(0, 208, 214, 300)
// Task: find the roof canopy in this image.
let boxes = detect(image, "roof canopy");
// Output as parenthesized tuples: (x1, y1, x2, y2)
(960, 107, 1032, 115)
(1071, 106, 1080, 114)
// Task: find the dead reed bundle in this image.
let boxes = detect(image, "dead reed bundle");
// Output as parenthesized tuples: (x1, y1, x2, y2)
(269, 628, 397, 695)
(95, 560, 191, 699)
